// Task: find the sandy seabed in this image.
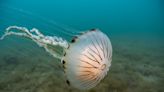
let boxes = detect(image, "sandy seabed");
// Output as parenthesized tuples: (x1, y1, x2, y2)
(0, 36, 163, 92)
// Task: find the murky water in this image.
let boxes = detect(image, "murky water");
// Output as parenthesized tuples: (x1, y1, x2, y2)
(0, 0, 164, 92)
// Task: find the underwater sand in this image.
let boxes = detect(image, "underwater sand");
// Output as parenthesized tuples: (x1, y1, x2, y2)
(0, 34, 163, 92)
(0, 0, 164, 91)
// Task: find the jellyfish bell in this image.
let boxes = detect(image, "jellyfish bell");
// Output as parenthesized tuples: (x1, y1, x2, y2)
(0, 26, 112, 90)
(62, 29, 112, 89)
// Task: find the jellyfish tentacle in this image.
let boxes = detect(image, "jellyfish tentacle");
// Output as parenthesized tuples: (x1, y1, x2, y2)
(0, 26, 69, 59)
(30, 28, 44, 38)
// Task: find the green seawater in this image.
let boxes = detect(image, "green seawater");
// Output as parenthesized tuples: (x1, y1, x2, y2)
(0, 0, 163, 92)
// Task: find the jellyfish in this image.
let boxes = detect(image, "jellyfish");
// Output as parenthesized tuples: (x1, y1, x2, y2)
(0, 25, 112, 90)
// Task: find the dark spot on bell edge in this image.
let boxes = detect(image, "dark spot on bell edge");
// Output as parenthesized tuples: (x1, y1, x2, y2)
(90, 28, 96, 31)
(71, 39, 75, 43)
(71, 36, 78, 43)
(62, 60, 66, 64)
(62, 60, 66, 69)
(64, 52, 66, 56)
(66, 80, 70, 86)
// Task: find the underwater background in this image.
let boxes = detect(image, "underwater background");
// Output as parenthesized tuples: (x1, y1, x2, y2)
(0, 0, 164, 92)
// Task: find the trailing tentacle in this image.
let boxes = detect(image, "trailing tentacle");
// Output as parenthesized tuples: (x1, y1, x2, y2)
(0, 26, 69, 59)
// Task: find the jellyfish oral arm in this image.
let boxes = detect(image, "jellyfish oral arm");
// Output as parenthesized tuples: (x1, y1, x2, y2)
(0, 26, 69, 59)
